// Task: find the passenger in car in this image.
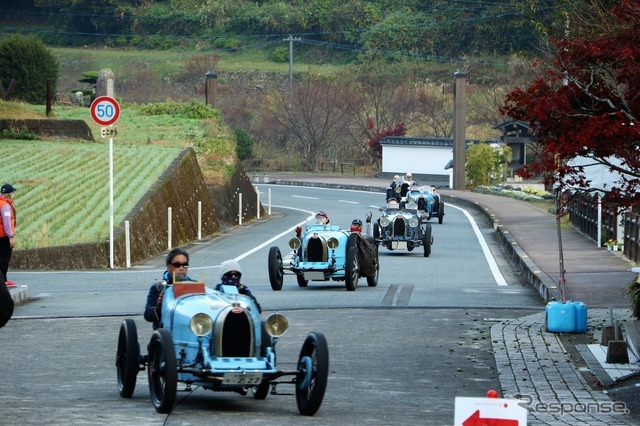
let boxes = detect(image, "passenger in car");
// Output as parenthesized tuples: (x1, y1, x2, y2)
(215, 259, 262, 313)
(296, 210, 330, 238)
(144, 247, 195, 328)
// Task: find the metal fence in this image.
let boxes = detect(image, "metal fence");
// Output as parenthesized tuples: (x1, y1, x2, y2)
(566, 192, 639, 263)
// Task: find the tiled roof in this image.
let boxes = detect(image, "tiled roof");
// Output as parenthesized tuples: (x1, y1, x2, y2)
(380, 136, 453, 147)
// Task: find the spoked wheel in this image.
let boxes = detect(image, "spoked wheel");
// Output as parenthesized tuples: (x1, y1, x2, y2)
(268, 246, 284, 291)
(253, 322, 273, 400)
(148, 329, 177, 414)
(116, 319, 140, 398)
(296, 332, 329, 416)
(367, 250, 379, 287)
(345, 246, 359, 291)
(423, 223, 432, 257)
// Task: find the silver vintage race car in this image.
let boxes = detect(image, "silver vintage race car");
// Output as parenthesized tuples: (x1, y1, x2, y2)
(268, 219, 379, 291)
(116, 282, 328, 416)
(373, 200, 433, 257)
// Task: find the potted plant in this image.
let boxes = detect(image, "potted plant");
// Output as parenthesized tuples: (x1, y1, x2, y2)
(604, 239, 618, 251)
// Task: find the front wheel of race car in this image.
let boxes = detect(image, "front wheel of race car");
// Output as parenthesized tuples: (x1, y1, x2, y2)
(296, 332, 329, 416)
(345, 246, 359, 291)
(423, 224, 432, 257)
(148, 329, 177, 414)
(367, 250, 379, 287)
(268, 246, 284, 291)
(296, 274, 309, 287)
(438, 202, 445, 224)
(116, 318, 140, 398)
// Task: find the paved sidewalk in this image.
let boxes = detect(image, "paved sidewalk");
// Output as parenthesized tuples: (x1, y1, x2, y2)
(265, 172, 640, 425)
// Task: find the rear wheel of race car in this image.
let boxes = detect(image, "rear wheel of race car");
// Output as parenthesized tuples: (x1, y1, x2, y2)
(423, 224, 432, 257)
(438, 202, 444, 224)
(345, 246, 359, 291)
(148, 329, 177, 414)
(296, 332, 329, 416)
(367, 250, 379, 287)
(268, 246, 284, 291)
(373, 222, 380, 244)
(296, 274, 309, 287)
(116, 319, 140, 398)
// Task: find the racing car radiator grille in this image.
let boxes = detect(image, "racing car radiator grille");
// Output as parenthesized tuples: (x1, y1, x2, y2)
(213, 308, 255, 357)
(306, 237, 327, 262)
(392, 218, 406, 237)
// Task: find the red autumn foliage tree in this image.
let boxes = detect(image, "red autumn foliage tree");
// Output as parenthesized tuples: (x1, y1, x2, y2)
(501, 0, 640, 211)
(367, 118, 407, 159)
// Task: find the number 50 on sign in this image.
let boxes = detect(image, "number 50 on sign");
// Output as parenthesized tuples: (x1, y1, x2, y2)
(90, 96, 120, 126)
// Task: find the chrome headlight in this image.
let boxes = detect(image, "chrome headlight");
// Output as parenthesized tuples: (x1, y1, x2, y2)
(190, 313, 213, 337)
(289, 237, 301, 250)
(265, 313, 289, 337)
(409, 217, 419, 227)
(380, 217, 390, 227)
(327, 237, 339, 249)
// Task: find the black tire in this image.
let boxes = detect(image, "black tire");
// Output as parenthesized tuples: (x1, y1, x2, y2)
(438, 202, 444, 224)
(253, 322, 273, 399)
(148, 329, 177, 414)
(116, 319, 140, 398)
(373, 222, 380, 245)
(296, 332, 329, 416)
(268, 246, 284, 291)
(366, 249, 379, 287)
(345, 246, 359, 291)
(423, 224, 432, 257)
(296, 274, 309, 287)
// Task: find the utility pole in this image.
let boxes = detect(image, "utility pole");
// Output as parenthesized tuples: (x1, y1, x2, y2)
(443, 71, 475, 190)
(283, 35, 300, 111)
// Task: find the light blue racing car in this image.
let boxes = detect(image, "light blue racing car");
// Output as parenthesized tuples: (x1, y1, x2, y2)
(268, 220, 379, 291)
(116, 282, 328, 416)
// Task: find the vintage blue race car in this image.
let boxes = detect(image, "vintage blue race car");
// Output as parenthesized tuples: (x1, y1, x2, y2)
(116, 282, 328, 416)
(404, 186, 445, 224)
(374, 202, 433, 257)
(268, 221, 379, 291)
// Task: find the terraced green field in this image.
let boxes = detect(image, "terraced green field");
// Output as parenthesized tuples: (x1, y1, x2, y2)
(3, 140, 181, 249)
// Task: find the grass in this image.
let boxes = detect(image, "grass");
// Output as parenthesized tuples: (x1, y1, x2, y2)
(0, 98, 237, 248)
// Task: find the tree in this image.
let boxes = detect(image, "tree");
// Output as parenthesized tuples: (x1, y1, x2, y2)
(0, 35, 59, 104)
(501, 0, 640, 211)
(270, 75, 351, 171)
(234, 128, 253, 161)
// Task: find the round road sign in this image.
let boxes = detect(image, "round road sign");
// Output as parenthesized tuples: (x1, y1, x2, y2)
(90, 96, 120, 126)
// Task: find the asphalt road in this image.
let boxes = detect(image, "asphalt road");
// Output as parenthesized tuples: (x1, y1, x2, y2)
(1, 185, 545, 425)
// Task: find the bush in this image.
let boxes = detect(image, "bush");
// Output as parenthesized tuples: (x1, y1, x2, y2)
(0, 34, 59, 104)
(234, 128, 253, 161)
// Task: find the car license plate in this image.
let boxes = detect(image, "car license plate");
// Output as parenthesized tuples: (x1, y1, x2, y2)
(304, 271, 325, 280)
(222, 372, 263, 385)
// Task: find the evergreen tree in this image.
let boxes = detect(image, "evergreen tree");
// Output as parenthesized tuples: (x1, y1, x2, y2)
(0, 35, 59, 104)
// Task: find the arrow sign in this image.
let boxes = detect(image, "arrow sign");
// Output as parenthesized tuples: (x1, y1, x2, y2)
(463, 410, 519, 426)
(90, 96, 120, 126)
(454, 397, 527, 426)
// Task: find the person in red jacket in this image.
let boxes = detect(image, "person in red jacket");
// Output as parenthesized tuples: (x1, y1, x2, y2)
(0, 184, 16, 288)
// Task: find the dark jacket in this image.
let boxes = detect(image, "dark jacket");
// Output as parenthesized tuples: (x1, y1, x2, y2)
(144, 270, 195, 326)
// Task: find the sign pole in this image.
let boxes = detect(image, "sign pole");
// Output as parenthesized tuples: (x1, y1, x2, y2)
(89, 96, 120, 269)
(109, 133, 114, 269)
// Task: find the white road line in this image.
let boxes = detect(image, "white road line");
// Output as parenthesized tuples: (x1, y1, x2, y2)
(446, 204, 508, 286)
(292, 195, 319, 200)
(339, 200, 359, 204)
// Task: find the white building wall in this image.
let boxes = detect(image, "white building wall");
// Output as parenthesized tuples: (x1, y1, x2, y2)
(382, 145, 452, 176)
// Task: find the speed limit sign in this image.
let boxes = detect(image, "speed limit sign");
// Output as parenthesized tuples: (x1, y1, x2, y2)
(90, 96, 120, 126)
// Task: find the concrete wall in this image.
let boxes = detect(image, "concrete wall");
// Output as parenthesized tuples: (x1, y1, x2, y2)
(382, 145, 451, 177)
(0, 119, 94, 141)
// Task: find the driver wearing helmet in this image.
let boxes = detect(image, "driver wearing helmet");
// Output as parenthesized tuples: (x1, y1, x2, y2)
(315, 211, 330, 225)
(296, 210, 330, 238)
